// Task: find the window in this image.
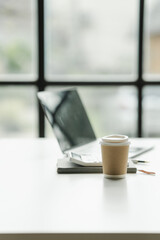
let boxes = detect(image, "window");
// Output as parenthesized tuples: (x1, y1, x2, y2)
(144, 0, 160, 79)
(0, 0, 36, 79)
(0, 0, 160, 138)
(46, 0, 138, 78)
(0, 86, 37, 137)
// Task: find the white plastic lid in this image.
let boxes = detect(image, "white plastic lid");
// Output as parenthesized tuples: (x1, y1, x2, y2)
(101, 134, 128, 143)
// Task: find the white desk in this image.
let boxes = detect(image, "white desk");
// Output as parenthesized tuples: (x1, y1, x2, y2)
(0, 138, 160, 240)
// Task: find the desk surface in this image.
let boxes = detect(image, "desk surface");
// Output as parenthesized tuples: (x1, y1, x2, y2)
(0, 138, 160, 240)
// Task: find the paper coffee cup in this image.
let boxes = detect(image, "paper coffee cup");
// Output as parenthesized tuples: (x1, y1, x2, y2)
(100, 134, 130, 179)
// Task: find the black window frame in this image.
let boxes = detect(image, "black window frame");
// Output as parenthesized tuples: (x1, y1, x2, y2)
(0, 0, 160, 138)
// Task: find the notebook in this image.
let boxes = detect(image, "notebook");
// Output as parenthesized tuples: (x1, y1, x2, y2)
(37, 88, 152, 173)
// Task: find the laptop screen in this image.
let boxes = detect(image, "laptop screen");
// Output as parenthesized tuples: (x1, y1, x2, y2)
(38, 89, 96, 152)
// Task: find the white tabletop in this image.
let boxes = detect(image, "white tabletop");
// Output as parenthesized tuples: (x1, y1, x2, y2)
(0, 138, 160, 240)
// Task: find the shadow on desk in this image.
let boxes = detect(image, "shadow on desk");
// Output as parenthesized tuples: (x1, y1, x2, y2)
(102, 178, 128, 215)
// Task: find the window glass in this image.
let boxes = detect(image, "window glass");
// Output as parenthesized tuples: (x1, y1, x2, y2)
(45, 0, 138, 81)
(144, 0, 160, 80)
(0, 87, 37, 137)
(46, 86, 137, 138)
(142, 86, 160, 137)
(0, 0, 37, 80)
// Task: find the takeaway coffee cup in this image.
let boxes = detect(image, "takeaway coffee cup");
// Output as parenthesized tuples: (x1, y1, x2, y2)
(100, 135, 130, 179)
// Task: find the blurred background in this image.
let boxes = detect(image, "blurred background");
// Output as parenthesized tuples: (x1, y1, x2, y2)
(0, 0, 160, 139)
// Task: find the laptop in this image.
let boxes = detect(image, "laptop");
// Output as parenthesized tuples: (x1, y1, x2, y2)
(37, 88, 152, 172)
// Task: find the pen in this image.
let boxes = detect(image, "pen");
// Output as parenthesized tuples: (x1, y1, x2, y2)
(132, 159, 149, 164)
(138, 169, 155, 175)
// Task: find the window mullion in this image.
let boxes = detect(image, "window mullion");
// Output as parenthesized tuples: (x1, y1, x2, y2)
(137, 0, 145, 137)
(37, 0, 45, 137)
